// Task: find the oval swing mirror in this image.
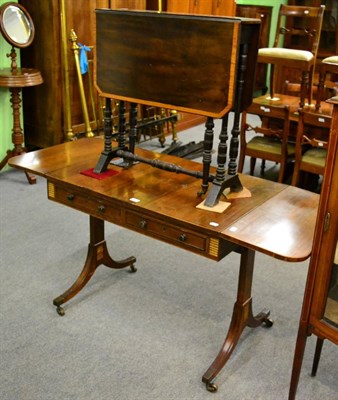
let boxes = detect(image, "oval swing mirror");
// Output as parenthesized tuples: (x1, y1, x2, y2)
(0, 2, 34, 48)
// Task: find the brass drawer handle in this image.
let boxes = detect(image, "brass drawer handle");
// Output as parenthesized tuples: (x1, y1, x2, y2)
(179, 234, 187, 242)
(98, 205, 105, 213)
(139, 220, 147, 229)
(67, 194, 75, 201)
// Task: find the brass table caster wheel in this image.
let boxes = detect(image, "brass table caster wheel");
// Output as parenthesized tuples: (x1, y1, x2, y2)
(264, 317, 274, 328)
(206, 382, 218, 392)
(56, 306, 65, 316)
(130, 264, 137, 273)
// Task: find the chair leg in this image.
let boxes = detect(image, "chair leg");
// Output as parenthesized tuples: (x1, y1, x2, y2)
(291, 162, 300, 186)
(249, 157, 256, 176)
(277, 161, 285, 183)
(316, 70, 325, 111)
(311, 337, 324, 377)
(308, 67, 314, 106)
(260, 159, 266, 176)
(269, 64, 275, 99)
(300, 71, 309, 108)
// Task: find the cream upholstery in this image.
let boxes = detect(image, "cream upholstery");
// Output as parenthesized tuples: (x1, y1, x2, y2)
(258, 48, 314, 62)
(316, 55, 338, 110)
(322, 56, 338, 65)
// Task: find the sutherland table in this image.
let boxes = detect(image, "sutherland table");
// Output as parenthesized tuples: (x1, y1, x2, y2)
(9, 137, 319, 392)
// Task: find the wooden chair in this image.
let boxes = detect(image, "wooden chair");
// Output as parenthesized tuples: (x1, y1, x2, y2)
(238, 102, 294, 183)
(257, 4, 325, 108)
(291, 109, 332, 188)
(316, 55, 338, 111)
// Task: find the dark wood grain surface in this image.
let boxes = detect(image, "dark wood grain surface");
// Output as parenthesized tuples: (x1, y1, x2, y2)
(8, 135, 320, 389)
(9, 137, 319, 262)
(95, 10, 260, 117)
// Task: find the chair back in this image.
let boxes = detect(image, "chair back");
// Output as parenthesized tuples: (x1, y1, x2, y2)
(298, 111, 331, 149)
(243, 102, 290, 140)
(238, 102, 293, 182)
(274, 4, 325, 57)
(316, 56, 338, 110)
(291, 109, 332, 186)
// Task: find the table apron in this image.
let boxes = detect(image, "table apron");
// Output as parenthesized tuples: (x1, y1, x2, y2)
(47, 180, 239, 261)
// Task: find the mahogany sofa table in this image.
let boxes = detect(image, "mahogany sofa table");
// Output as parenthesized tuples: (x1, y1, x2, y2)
(9, 137, 319, 392)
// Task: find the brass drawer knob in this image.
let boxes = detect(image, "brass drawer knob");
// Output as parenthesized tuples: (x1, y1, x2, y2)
(98, 205, 105, 213)
(139, 220, 147, 229)
(179, 234, 187, 242)
(67, 194, 75, 201)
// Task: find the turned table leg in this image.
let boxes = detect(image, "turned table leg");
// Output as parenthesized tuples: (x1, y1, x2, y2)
(53, 216, 136, 315)
(202, 247, 273, 392)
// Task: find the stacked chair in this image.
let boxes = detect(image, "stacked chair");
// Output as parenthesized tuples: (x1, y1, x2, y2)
(291, 56, 337, 188)
(257, 4, 325, 108)
(238, 102, 294, 183)
(239, 5, 336, 190)
(316, 55, 338, 111)
(291, 109, 332, 188)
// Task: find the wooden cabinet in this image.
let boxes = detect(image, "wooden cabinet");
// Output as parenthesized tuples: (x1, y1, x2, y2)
(166, 0, 235, 16)
(18, 0, 236, 148)
(289, 97, 338, 399)
(167, 0, 210, 14)
(110, 0, 145, 8)
(18, 0, 146, 149)
(212, 0, 236, 16)
(236, 5, 272, 96)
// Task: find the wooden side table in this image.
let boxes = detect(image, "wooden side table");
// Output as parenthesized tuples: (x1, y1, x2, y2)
(0, 67, 43, 184)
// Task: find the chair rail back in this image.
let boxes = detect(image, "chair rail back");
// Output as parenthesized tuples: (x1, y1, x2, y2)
(274, 4, 325, 56)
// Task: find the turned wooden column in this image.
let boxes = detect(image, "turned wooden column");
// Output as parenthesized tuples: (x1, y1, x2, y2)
(0, 67, 43, 183)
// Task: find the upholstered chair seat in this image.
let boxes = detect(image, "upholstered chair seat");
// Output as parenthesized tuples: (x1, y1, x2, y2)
(322, 55, 338, 65)
(257, 4, 325, 108)
(316, 55, 338, 110)
(258, 48, 314, 63)
(301, 148, 327, 168)
(246, 136, 296, 156)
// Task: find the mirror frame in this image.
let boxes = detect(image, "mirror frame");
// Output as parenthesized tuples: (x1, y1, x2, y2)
(0, 2, 34, 48)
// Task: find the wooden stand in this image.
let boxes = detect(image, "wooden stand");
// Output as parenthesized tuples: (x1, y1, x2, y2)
(0, 66, 42, 183)
(94, 10, 260, 207)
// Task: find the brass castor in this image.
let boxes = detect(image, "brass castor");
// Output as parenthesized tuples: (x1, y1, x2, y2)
(264, 317, 274, 328)
(130, 264, 137, 273)
(206, 382, 218, 392)
(56, 306, 65, 316)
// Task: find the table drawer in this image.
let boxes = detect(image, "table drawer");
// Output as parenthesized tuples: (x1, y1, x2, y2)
(125, 210, 207, 252)
(47, 181, 121, 223)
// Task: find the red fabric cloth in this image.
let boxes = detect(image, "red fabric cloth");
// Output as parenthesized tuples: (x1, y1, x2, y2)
(80, 168, 119, 180)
